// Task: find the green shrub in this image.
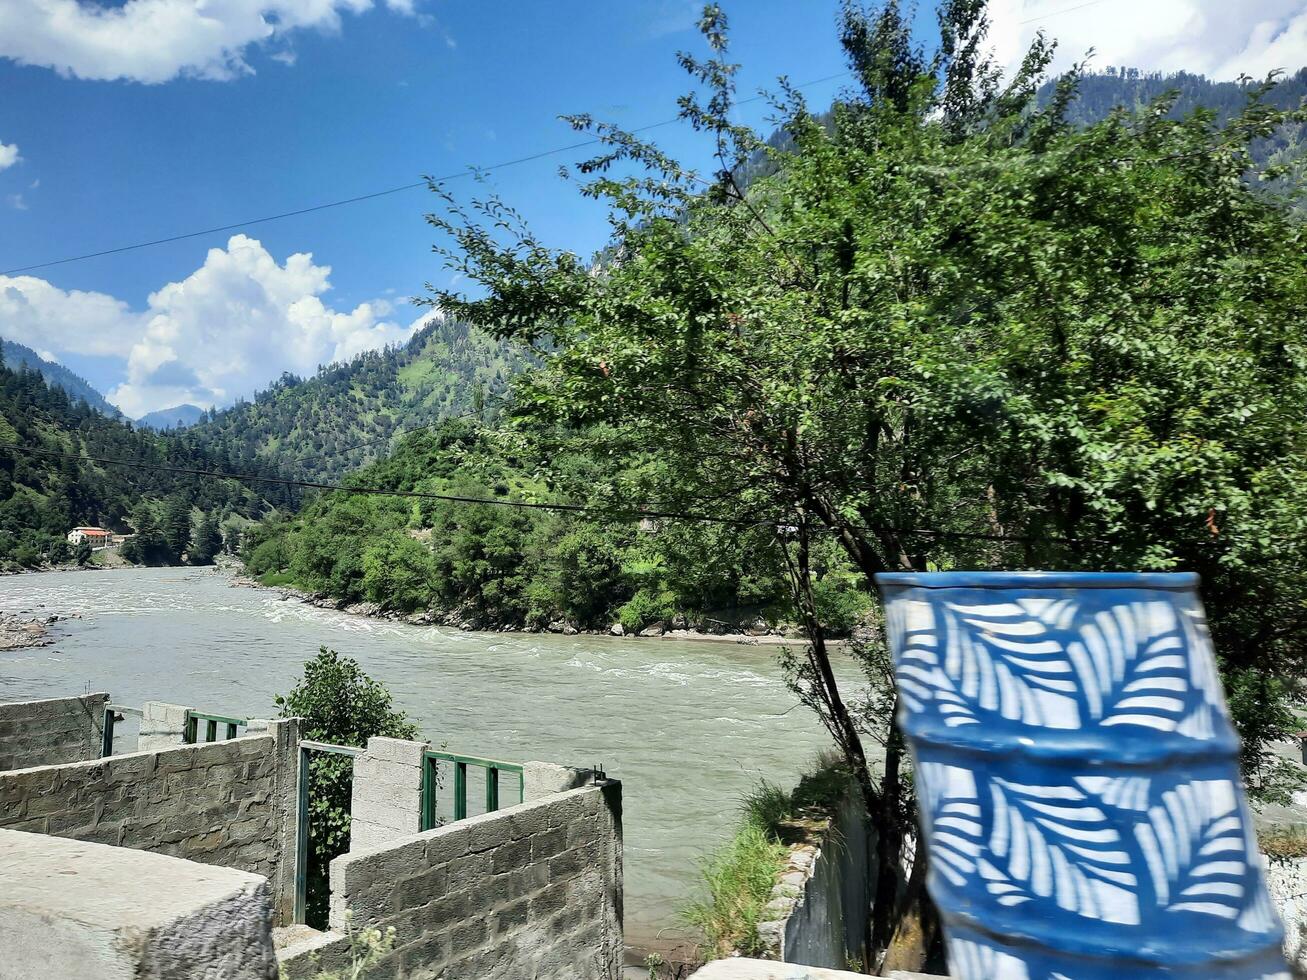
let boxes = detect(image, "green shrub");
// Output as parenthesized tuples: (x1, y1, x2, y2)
(275, 648, 419, 927)
(618, 587, 676, 633)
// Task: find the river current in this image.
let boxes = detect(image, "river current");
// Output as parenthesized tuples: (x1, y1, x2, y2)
(0, 566, 853, 958)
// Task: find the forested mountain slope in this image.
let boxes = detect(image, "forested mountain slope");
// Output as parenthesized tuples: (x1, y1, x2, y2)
(1047, 68, 1307, 210)
(1, 339, 120, 418)
(0, 357, 283, 568)
(186, 315, 525, 481)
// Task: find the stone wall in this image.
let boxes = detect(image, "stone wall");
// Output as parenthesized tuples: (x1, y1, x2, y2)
(0, 719, 300, 924)
(1266, 853, 1307, 967)
(0, 827, 277, 979)
(0, 693, 108, 771)
(750, 787, 875, 971)
(282, 780, 623, 980)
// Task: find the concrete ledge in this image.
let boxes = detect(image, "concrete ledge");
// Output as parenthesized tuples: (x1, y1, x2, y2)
(688, 959, 876, 979)
(0, 828, 277, 979)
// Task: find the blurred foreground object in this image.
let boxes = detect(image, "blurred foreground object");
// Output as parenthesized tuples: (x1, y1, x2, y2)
(878, 571, 1287, 979)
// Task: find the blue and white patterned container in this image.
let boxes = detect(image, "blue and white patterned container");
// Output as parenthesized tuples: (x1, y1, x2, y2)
(875, 571, 1287, 980)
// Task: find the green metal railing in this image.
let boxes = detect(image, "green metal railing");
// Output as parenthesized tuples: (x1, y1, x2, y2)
(100, 703, 143, 757)
(420, 751, 523, 830)
(184, 710, 247, 744)
(294, 739, 363, 925)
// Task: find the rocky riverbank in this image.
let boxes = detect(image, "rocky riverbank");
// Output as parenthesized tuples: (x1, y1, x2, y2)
(226, 570, 824, 646)
(0, 611, 71, 651)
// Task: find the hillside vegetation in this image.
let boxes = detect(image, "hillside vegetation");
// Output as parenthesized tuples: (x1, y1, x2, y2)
(243, 418, 870, 633)
(0, 353, 281, 569)
(185, 315, 525, 481)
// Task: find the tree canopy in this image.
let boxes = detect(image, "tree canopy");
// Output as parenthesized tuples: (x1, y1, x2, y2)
(426, 0, 1307, 965)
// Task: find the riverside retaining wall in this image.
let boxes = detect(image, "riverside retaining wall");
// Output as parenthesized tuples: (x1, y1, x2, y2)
(0, 719, 300, 924)
(0, 693, 108, 770)
(282, 780, 624, 980)
(750, 786, 875, 971)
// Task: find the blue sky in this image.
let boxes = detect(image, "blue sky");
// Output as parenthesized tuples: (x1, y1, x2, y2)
(0, 0, 1304, 417)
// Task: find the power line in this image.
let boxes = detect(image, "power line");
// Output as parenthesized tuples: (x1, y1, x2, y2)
(0, 70, 854, 278)
(0, 0, 1112, 280)
(0, 442, 1075, 545)
(1017, 0, 1114, 26)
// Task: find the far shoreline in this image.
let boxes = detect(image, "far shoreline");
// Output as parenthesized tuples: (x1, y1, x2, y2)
(224, 566, 843, 649)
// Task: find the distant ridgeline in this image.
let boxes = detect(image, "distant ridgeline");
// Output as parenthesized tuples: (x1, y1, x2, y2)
(733, 68, 1307, 208)
(0, 339, 121, 418)
(0, 353, 287, 570)
(184, 315, 528, 482)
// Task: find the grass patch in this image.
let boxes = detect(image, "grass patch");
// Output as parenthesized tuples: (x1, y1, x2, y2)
(258, 570, 302, 588)
(683, 753, 855, 960)
(1260, 826, 1307, 860)
(681, 822, 788, 959)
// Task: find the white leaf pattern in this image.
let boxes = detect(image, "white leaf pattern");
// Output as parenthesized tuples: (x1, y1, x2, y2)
(1135, 779, 1253, 919)
(987, 777, 1139, 925)
(884, 580, 1287, 979)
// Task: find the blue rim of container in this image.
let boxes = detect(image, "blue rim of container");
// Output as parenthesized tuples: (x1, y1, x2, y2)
(873, 571, 1199, 589)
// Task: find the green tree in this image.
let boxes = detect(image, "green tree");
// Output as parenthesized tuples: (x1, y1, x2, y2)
(124, 504, 171, 566)
(190, 512, 223, 566)
(161, 495, 193, 561)
(274, 647, 419, 926)
(361, 531, 437, 611)
(73, 539, 92, 566)
(426, 1, 1307, 966)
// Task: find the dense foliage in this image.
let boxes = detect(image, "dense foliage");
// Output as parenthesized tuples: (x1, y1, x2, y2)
(425, 0, 1307, 964)
(274, 647, 419, 926)
(185, 315, 525, 482)
(0, 349, 277, 569)
(244, 417, 871, 632)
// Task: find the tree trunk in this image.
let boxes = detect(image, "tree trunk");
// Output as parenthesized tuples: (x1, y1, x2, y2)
(880, 834, 944, 973)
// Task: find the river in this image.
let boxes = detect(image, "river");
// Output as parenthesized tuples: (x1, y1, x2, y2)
(0, 566, 855, 960)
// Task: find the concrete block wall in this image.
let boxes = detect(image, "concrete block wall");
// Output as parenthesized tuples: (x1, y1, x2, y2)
(350, 736, 428, 851)
(0, 693, 108, 771)
(0, 827, 278, 980)
(138, 700, 193, 752)
(0, 719, 301, 925)
(283, 780, 624, 980)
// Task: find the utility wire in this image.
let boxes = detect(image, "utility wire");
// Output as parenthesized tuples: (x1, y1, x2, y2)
(0, 0, 1113, 279)
(0, 70, 854, 278)
(1018, 0, 1115, 26)
(0, 442, 1074, 545)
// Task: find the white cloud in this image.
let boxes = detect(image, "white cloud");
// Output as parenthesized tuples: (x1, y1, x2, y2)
(7, 194, 28, 210)
(987, 0, 1307, 81)
(0, 0, 419, 84)
(0, 142, 19, 171)
(0, 235, 430, 417)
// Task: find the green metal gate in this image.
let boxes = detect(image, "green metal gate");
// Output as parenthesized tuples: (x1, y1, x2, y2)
(420, 751, 523, 829)
(294, 739, 363, 924)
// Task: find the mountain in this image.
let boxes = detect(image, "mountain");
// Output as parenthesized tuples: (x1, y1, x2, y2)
(0, 339, 120, 418)
(137, 404, 206, 431)
(0, 360, 285, 569)
(1044, 68, 1307, 211)
(186, 314, 526, 482)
